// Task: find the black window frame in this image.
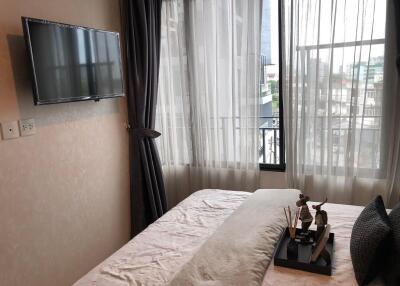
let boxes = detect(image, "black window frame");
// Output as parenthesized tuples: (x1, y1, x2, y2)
(259, 0, 285, 172)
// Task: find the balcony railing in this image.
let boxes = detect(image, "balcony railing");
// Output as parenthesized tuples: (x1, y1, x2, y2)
(259, 116, 280, 165)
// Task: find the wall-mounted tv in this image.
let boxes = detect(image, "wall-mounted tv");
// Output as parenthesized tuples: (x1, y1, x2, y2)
(22, 17, 124, 105)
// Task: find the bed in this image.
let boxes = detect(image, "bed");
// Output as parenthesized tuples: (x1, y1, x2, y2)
(73, 189, 376, 286)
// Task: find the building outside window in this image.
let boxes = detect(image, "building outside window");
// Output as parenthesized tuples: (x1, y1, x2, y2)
(259, 0, 385, 174)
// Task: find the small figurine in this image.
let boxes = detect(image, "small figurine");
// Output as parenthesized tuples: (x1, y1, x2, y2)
(310, 224, 331, 265)
(296, 194, 313, 235)
(312, 198, 328, 242)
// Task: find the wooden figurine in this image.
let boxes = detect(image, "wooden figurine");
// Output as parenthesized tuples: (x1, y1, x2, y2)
(310, 224, 331, 265)
(296, 194, 313, 235)
(312, 198, 328, 242)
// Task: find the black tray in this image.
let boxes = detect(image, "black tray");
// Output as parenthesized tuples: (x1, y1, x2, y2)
(273, 228, 334, 276)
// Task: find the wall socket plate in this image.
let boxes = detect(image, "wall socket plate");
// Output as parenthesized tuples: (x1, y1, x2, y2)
(19, 118, 36, 137)
(1, 121, 20, 140)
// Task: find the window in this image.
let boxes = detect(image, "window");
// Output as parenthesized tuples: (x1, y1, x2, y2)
(291, 0, 386, 177)
(259, 0, 285, 171)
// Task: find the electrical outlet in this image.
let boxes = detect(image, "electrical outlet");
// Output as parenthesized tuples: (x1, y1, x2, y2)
(1, 121, 20, 140)
(19, 118, 36, 137)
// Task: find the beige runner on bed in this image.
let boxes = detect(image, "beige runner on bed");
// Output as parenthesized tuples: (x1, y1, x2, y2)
(168, 189, 300, 286)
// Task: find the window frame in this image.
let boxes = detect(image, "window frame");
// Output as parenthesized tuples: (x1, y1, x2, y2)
(260, 0, 286, 172)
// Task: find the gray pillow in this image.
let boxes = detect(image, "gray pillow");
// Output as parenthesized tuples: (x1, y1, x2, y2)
(389, 203, 400, 252)
(383, 203, 400, 286)
(350, 196, 391, 286)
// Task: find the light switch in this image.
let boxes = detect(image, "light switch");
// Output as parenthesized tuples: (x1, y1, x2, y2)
(19, 118, 36, 137)
(1, 121, 20, 140)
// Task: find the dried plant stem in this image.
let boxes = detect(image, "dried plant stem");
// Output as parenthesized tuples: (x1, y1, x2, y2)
(284, 208, 289, 227)
(283, 206, 300, 239)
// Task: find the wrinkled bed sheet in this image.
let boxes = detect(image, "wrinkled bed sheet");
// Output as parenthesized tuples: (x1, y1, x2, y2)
(74, 189, 251, 286)
(74, 189, 369, 286)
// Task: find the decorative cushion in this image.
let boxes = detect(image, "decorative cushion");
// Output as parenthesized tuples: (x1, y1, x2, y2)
(350, 196, 391, 286)
(383, 203, 400, 286)
(389, 203, 400, 252)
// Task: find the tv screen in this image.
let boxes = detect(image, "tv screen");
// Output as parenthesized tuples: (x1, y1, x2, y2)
(22, 17, 124, 105)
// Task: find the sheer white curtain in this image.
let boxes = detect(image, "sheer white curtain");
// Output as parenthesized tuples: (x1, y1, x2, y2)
(156, 0, 262, 207)
(282, 0, 400, 206)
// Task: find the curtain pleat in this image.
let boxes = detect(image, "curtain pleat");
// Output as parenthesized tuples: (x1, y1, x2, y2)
(283, 0, 395, 206)
(384, 0, 400, 207)
(155, 0, 262, 208)
(393, 0, 400, 71)
(122, 0, 167, 236)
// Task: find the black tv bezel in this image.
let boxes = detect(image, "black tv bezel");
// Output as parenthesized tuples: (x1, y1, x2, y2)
(21, 17, 125, 105)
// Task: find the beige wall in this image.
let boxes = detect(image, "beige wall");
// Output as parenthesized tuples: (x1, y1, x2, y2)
(0, 1, 130, 285)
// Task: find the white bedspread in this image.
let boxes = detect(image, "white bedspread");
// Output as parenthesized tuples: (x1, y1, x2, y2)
(74, 189, 252, 286)
(74, 189, 373, 286)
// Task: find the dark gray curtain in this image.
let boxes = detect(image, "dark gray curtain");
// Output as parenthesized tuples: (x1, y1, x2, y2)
(394, 0, 400, 71)
(122, 0, 167, 237)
